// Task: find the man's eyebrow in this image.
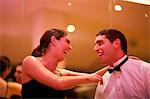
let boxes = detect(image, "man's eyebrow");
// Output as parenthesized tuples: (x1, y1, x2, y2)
(94, 40, 102, 45)
(94, 40, 99, 45)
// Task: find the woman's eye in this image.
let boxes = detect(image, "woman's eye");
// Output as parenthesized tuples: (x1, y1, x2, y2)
(66, 39, 70, 44)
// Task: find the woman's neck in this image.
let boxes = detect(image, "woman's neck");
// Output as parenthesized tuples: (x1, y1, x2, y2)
(38, 54, 58, 72)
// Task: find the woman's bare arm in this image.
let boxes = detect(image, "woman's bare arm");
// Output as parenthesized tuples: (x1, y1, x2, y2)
(57, 69, 89, 76)
(94, 66, 109, 76)
(57, 66, 109, 77)
(22, 56, 102, 90)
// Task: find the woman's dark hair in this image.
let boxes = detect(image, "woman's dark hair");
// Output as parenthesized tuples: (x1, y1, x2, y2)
(31, 29, 68, 57)
(96, 28, 127, 54)
(0, 56, 11, 76)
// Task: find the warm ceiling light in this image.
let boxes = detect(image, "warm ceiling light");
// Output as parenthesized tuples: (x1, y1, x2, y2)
(114, 5, 123, 11)
(67, 24, 75, 33)
(123, 0, 150, 5)
(144, 13, 148, 18)
(67, 2, 72, 6)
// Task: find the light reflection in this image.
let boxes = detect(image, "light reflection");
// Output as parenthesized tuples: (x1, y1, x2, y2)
(67, 2, 72, 6)
(67, 24, 76, 33)
(114, 4, 123, 11)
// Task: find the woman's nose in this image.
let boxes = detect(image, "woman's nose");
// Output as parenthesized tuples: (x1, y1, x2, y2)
(69, 45, 72, 50)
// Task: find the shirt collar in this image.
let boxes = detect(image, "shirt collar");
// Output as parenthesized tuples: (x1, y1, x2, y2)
(113, 55, 127, 68)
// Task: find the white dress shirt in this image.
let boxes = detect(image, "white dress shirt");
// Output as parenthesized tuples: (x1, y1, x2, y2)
(95, 55, 150, 99)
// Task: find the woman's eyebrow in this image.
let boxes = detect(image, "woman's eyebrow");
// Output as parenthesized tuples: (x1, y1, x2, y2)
(66, 39, 70, 44)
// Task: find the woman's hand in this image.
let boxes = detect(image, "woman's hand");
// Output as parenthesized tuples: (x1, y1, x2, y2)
(87, 74, 103, 84)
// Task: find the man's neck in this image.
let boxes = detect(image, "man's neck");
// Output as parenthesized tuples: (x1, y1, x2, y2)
(111, 52, 126, 66)
(113, 55, 127, 67)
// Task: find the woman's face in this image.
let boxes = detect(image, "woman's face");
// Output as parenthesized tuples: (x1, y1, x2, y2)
(55, 35, 72, 61)
(3, 67, 12, 79)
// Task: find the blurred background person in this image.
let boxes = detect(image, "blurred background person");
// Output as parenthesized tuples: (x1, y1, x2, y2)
(14, 62, 22, 84)
(0, 55, 22, 99)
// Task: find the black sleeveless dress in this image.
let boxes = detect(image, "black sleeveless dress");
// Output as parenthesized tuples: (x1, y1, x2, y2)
(22, 80, 68, 99)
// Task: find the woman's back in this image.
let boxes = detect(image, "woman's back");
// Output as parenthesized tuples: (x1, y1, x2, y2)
(0, 78, 7, 98)
(0, 77, 21, 99)
(22, 79, 68, 98)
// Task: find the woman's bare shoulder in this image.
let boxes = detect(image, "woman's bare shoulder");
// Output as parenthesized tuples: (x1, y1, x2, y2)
(23, 55, 35, 62)
(23, 56, 37, 65)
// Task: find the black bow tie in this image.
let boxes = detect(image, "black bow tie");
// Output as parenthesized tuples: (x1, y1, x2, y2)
(107, 56, 128, 74)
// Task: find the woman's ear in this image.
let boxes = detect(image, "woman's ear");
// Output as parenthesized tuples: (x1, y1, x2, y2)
(51, 36, 57, 46)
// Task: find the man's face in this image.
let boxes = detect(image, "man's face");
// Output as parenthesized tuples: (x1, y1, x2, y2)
(93, 35, 116, 66)
(14, 65, 22, 83)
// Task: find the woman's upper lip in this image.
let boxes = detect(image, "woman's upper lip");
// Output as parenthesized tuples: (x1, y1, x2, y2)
(98, 52, 103, 56)
(64, 50, 69, 54)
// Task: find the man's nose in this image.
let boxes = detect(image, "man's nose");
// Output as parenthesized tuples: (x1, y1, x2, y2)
(93, 45, 99, 52)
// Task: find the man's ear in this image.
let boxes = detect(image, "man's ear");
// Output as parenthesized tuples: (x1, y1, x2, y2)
(113, 38, 121, 49)
(51, 36, 57, 46)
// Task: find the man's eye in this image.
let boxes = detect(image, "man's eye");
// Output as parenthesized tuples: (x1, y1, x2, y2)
(97, 41, 102, 45)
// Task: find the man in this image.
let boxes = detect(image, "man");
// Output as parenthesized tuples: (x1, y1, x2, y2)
(14, 63, 22, 84)
(93, 28, 150, 99)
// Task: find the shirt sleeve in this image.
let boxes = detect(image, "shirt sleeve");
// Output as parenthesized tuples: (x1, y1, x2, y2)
(146, 67, 150, 98)
(142, 62, 150, 98)
(147, 74, 150, 98)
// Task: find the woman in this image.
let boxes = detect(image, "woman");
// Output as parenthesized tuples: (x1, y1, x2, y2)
(22, 29, 107, 98)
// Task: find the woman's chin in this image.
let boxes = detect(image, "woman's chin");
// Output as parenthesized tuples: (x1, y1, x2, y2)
(58, 57, 64, 62)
